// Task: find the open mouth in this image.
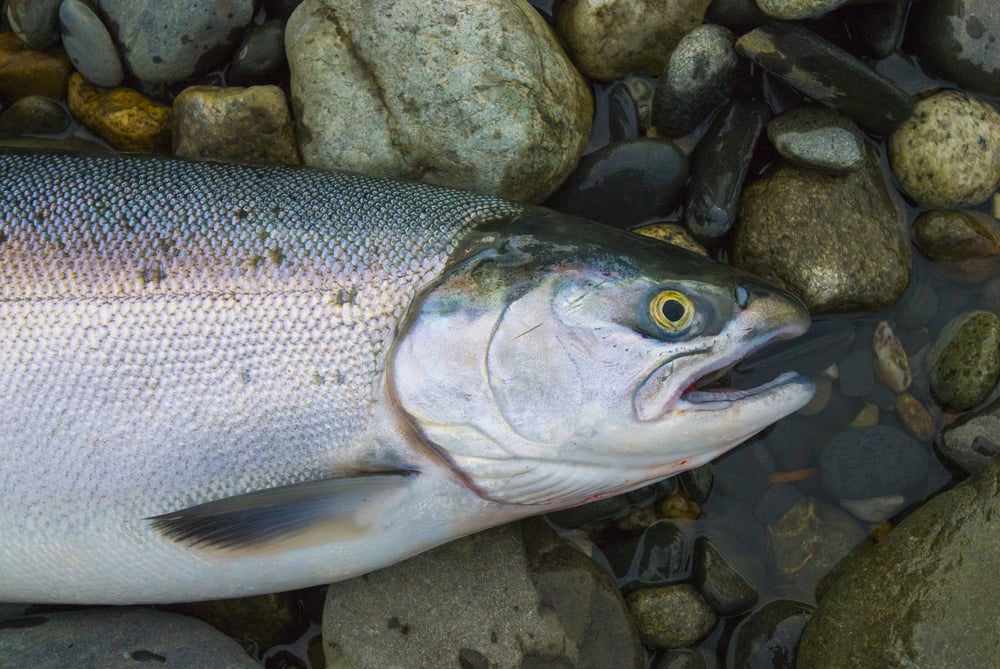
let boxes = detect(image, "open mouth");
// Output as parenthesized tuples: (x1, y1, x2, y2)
(682, 370, 806, 407)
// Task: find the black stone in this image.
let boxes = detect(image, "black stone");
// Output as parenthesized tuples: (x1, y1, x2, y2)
(679, 465, 714, 505)
(845, 1, 908, 60)
(229, 19, 288, 86)
(914, 0, 1000, 96)
(820, 426, 930, 498)
(693, 537, 758, 616)
(725, 599, 814, 669)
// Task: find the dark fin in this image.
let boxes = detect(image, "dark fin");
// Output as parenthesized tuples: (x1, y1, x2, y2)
(148, 470, 417, 551)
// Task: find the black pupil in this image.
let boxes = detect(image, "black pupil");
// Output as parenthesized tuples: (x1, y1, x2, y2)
(661, 298, 686, 323)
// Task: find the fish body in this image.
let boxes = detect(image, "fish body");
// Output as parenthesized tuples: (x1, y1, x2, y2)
(0, 151, 814, 604)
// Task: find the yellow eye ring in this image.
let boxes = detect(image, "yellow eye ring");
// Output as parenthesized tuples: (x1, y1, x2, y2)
(650, 290, 694, 333)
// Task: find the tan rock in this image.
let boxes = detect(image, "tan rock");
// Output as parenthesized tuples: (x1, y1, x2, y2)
(67, 72, 171, 152)
(0, 32, 70, 101)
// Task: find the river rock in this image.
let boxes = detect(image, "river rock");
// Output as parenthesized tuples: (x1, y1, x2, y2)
(228, 19, 286, 86)
(848, 1, 908, 59)
(323, 519, 643, 669)
(820, 426, 929, 498)
(0, 94, 69, 138)
(735, 23, 912, 136)
(6, 0, 60, 48)
(66, 72, 170, 152)
(0, 608, 260, 668)
(0, 32, 71, 101)
(766, 106, 865, 175)
(799, 456, 1000, 668)
(913, 209, 1000, 261)
(97, 0, 254, 84)
(556, 0, 711, 81)
(547, 138, 688, 227)
(914, 0, 1000, 97)
(626, 584, 717, 649)
(287, 0, 589, 203)
(937, 395, 1000, 474)
(693, 537, 758, 615)
(734, 147, 909, 313)
(726, 599, 814, 669)
(172, 85, 299, 165)
(754, 0, 855, 20)
(633, 222, 709, 256)
(889, 90, 1000, 208)
(162, 591, 304, 652)
(59, 0, 123, 87)
(608, 519, 687, 587)
(650, 23, 737, 138)
(651, 649, 709, 669)
(928, 310, 1000, 411)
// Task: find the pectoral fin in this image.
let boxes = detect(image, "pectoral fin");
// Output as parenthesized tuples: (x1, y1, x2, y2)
(148, 470, 417, 552)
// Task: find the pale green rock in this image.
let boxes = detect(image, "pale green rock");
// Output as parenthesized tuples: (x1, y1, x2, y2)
(929, 310, 1000, 410)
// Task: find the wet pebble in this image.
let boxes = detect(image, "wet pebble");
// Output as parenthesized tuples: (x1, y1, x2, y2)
(587, 82, 642, 151)
(66, 72, 170, 151)
(872, 321, 911, 393)
(632, 222, 708, 256)
(735, 23, 912, 135)
(59, 0, 123, 88)
(726, 599, 814, 669)
(547, 138, 688, 227)
(607, 520, 687, 586)
(889, 90, 1000, 208)
(734, 148, 910, 313)
(228, 19, 287, 86)
(172, 85, 299, 165)
(692, 537, 758, 615)
(754, 483, 804, 525)
(556, 0, 711, 80)
(820, 426, 929, 498)
(685, 98, 768, 242)
(0, 31, 71, 101)
(912, 210, 1000, 262)
(755, 0, 851, 20)
(766, 106, 865, 175)
(0, 94, 68, 137)
(99, 0, 254, 84)
(847, 1, 908, 60)
(5, 0, 60, 48)
(848, 402, 879, 428)
(651, 23, 737, 138)
(651, 648, 708, 669)
(839, 494, 905, 523)
(894, 281, 939, 331)
(626, 584, 717, 649)
(715, 443, 773, 505)
(937, 395, 1000, 475)
(914, 0, 1000, 97)
(162, 591, 304, 652)
(928, 310, 1000, 411)
(895, 393, 936, 441)
(797, 375, 831, 416)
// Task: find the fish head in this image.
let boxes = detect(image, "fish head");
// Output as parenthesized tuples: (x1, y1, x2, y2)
(390, 211, 814, 508)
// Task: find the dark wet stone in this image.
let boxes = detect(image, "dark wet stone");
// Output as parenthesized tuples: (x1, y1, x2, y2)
(651, 23, 737, 138)
(684, 97, 768, 242)
(766, 497, 865, 596)
(754, 484, 804, 525)
(766, 106, 865, 175)
(0, 94, 68, 138)
(6, 0, 60, 48)
(734, 147, 910, 313)
(763, 415, 823, 473)
(162, 591, 305, 652)
(228, 19, 287, 86)
(735, 23, 912, 135)
(846, 0, 907, 59)
(799, 457, 1000, 668)
(263, 0, 304, 20)
(913, 210, 1000, 262)
(585, 82, 640, 153)
(726, 599, 814, 668)
(651, 649, 707, 669)
(755, 0, 859, 20)
(626, 584, 717, 649)
(819, 426, 929, 498)
(693, 537, 758, 615)
(715, 443, 774, 505)
(0, 608, 260, 668)
(546, 138, 688, 228)
(547, 494, 632, 528)
(914, 0, 1000, 96)
(810, 390, 863, 432)
(837, 349, 874, 398)
(678, 465, 714, 505)
(0, 31, 72, 102)
(59, 0, 124, 87)
(937, 395, 1000, 475)
(705, 0, 768, 31)
(894, 281, 938, 331)
(603, 519, 688, 585)
(928, 311, 1000, 411)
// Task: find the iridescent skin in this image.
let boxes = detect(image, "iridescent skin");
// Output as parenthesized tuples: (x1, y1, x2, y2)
(0, 151, 813, 604)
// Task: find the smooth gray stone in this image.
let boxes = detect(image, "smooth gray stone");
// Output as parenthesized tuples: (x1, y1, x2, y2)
(767, 107, 865, 175)
(938, 395, 1000, 475)
(59, 0, 123, 88)
(820, 426, 929, 498)
(6, 0, 61, 48)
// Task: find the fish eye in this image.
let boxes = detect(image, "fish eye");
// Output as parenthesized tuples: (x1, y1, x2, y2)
(649, 290, 694, 334)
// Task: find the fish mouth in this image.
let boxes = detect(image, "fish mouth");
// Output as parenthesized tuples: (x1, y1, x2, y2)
(634, 326, 810, 422)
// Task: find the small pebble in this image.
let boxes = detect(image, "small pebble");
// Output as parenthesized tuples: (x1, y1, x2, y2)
(937, 395, 1000, 474)
(66, 72, 170, 151)
(912, 210, 1000, 262)
(6, 0, 60, 48)
(766, 106, 865, 175)
(632, 222, 708, 256)
(896, 393, 936, 441)
(848, 403, 879, 428)
(659, 490, 701, 520)
(0, 94, 68, 137)
(797, 375, 832, 416)
(228, 19, 287, 86)
(872, 321, 911, 393)
(626, 585, 717, 649)
(693, 537, 758, 616)
(928, 310, 1000, 411)
(755, 0, 851, 20)
(651, 649, 708, 669)
(725, 600, 814, 669)
(838, 494, 906, 523)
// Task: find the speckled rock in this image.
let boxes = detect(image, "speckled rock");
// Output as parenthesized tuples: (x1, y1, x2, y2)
(97, 0, 254, 84)
(67, 72, 170, 151)
(767, 107, 865, 175)
(650, 23, 737, 138)
(0, 94, 68, 138)
(633, 222, 709, 256)
(896, 393, 935, 442)
(626, 584, 717, 649)
(820, 426, 929, 498)
(889, 90, 1000, 207)
(59, 0, 123, 87)
(734, 148, 909, 313)
(913, 209, 1000, 261)
(727, 599, 814, 668)
(172, 85, 299, 165)
(766, 496, 866, 597)
(799, 457, 1000, 668)
(872, 321, 910, 392)
(556, 0, 711, 81)
(928, 311, 1000, 411)
(914, 0, 1000, 97)
(0, 31, 71, 101)
(937, 395, 1000, 474)
(323, 519, 643, 669)
(5, 0, 61, 48)
(0, 608, 261, 668)
(288, 0, 590, 203)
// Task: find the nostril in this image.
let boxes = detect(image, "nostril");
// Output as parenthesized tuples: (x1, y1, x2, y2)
(734, 283, 749, 309)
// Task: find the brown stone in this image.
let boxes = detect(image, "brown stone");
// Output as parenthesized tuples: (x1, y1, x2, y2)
(0, 32, 71, 101)
(67, 73, 171, 152)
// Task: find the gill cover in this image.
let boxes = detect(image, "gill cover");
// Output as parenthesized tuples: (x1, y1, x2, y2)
(390, 212, 813, 508)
